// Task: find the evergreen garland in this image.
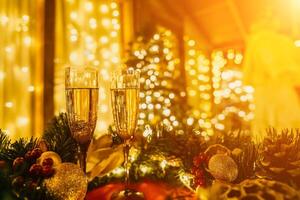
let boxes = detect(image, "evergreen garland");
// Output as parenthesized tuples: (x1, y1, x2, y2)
(43, 113, 77, 163)
(2, 115, 300, 199)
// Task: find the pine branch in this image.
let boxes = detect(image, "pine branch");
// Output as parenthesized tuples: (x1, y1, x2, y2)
(2, 137, 37, 162)
(43, 113, 77, 163)
(0, 130, 10, 151)
(0, 130, 11, 160)
(212, 130, 253, 150)
(234, 143, 258, 183)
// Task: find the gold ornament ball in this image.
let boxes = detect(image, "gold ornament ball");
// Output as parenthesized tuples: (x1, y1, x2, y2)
(44, 163, 88, 200)
(208, 154, 238, 182)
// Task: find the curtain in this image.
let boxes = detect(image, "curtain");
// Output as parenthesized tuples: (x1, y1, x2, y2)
(0, 0, 41, 139)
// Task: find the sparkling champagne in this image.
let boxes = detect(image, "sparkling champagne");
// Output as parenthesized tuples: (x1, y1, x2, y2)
(66, 88, 98, 145)
(111, 87, 139, 140)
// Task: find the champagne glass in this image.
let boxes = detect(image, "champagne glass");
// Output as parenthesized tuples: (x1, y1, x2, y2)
(110, 69, 144, 200)
(65, 66, 99, 173)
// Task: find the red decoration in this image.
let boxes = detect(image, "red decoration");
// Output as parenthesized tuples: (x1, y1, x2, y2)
(24, 151, 33, 161)
(42, 158, 54, 167)
(29, 164, 43, 177)
(31, 148, 43, 159)
(13, 157, 25, 171)
(86, 181, 196, 200)
(192, 152, 209, 187)
(42, 165, 55, 177)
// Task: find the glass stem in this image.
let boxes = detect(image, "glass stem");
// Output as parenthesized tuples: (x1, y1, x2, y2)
(123, 141, 130, 189)
(79, 144, 88, 173)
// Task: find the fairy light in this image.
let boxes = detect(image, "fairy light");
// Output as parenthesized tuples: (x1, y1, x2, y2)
(100, 4, 109, 13)
(179, 170, 195, 191)
(0, 15, 9, 25)
(184, 38, 213, 136)
(0, 71, 5, 80)
(110, 166, 125, 177)
(1, 6, 38, 139)
(139, 164, 152, 175)
(160, 160, 168, 170)
(84, 1, 93, 12)
(5, 101, 13, 108)
(89, 18, 97, 29)
(129, 28, 184, 131)
(17, 117, 29, 126)
(23, 36, 32, 46)
(294, 40, 300, 47)
(185, 40, 253, 134)
(211, 50, 254, 130)
(27, 85, 35, 92)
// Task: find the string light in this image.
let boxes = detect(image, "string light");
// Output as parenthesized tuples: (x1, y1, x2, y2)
(184, 38, 213, 137)
(211, 50, 254, 131)
(0, 71, 5, 80)
(5, 102, 14, 108)
(1, 4, 36, 139)
(28, 85, 35, 92)
(185, 40, 253, 134)
(295, 40, 300, 47)
(17, 117, 29, 126)
(129, 28, 185, 131)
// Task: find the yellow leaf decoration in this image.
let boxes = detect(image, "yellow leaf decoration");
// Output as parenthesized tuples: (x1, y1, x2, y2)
(86, 135, 124, 181)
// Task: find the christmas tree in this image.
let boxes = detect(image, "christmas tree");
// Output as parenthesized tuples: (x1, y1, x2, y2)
(125, 27, 190, 133)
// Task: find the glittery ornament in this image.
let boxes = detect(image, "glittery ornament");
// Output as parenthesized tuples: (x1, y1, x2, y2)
(208, 154, 238, 182)
(44, 163, 87, 200)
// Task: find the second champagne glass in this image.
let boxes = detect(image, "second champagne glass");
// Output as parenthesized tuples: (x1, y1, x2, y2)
(110, 68, 144, 200)
(65, 66, 99, 173)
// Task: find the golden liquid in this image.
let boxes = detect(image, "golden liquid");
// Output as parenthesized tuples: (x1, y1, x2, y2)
(66, 88, 98, 145)
(111, 88, 139, 140)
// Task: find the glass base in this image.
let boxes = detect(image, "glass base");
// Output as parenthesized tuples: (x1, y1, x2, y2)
(111, 189, 144, 200)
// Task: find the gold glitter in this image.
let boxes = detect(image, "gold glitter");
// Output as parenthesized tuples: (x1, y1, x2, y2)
(208, 154, 238, 182)
(44, 163, 88, 200)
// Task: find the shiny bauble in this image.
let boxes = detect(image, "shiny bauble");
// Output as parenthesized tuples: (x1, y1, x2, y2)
(44, 163, 87, 200)
(208, 154, 238, 182)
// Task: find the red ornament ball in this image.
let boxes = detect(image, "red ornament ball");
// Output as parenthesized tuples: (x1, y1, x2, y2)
(42, 165, 55, 177)
(27, 180, 38, 190)
(12, 176, 25, 188)
(31, 148, 43, 159)
(42, 158, 54, 167)
(29, 164, 43, 177)
(0, 160, 6, 169)
(25, 151, 33, 161)
(13, 157, 25, 171)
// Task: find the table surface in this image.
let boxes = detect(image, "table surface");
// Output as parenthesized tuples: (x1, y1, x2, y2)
(86, 181, 196, 200)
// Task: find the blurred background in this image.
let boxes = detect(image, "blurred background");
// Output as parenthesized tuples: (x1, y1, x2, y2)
(1, 0, 300, 140)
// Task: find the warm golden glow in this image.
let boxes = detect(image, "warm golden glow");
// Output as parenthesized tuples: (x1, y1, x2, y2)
(0, 0, 40, 139)
(184, 38, 213, 138)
